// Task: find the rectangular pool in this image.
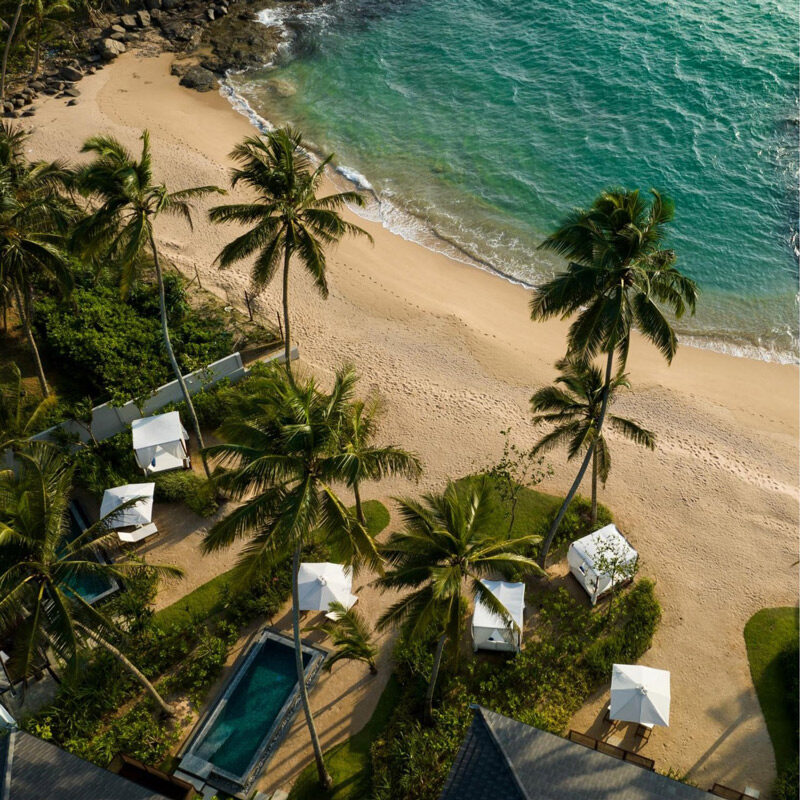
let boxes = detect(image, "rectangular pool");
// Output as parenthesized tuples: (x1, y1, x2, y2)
(65, 503, 119, 604)
(178, 630, 326, 795)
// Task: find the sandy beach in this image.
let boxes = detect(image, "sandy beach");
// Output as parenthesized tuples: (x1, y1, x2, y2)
(24, 50, 798, 795)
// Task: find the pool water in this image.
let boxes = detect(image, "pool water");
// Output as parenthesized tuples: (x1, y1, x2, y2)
(193, 637, 312, 780)
(64, 505, 118, 604)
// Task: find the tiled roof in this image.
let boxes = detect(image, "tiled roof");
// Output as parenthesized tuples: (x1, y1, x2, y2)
(441, 707, 711, 800)
(0, 730, 171, 800)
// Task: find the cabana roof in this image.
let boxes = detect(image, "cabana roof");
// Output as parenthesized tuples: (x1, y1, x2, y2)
(570, 524, 637, 569)
(131, 412, 187, 449)
(472, 580, 524, 631)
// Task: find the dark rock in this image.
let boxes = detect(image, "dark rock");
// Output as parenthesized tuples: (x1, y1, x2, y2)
(86, 53, 102, 63)
(120, 13, 137, 28)
(12, 97, 24, 108)
(149, 8, 162, 22)
(5, 110, 19, 118)
(63, 87, 81, 97)
(215, 5, 228, 15)
(42, 86, 59, 95)
(110, 31, 127, 41)
(60, 65, 82, 81)
(179, 65, 216, 92)
(161, 0, 179, 10)
(30, 80, 46, 91)
(145, 0, 161, 9)
(169, 61, 189, 77)
(136, 9, 151, 26)
(67, 99, 79, 106)
(100, 38, 127, 59)
(22, 108, 36, 117)
(161, 20, 193, 40)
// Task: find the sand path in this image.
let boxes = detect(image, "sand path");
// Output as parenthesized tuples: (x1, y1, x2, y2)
(24, 51, 798, 796)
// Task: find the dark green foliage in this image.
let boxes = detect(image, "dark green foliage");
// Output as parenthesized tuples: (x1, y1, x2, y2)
(68, 430, 141, 495)
(547, 495, 613, 551)
(33, 270, 232, 404)
(154, 470, 218, 517)
(370, 580, 662, 800)
(774, 764, 800, 800)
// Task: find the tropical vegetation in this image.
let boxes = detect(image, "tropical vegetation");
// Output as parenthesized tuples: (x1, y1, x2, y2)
(209, 127, 372, 378)
(530, 357, 655, 523)
(530, 188, 698, 565)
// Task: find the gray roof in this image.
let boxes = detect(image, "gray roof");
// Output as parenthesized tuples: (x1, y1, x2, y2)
(441, 707, 709, 800)
(0, 730, 170, 800)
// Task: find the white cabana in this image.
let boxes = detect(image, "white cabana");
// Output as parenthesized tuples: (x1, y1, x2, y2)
(471, 580, 525, 653)
(610, 663, 671, 727)
(131, 412, 190, 475)
(100, 483, 155, 529)
(567, 524, 638, 605)
(297, 562, 357, 613)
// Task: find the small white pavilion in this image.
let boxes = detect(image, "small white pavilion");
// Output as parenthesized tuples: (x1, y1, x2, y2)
(567, 524, 638, 605)
(471, 580, 525, 653)
(131, 412, 190, 475)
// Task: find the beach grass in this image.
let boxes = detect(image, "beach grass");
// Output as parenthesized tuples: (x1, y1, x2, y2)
(288, 675, 402, 800)
(743, 606, 799, 772)
(154, 500, 390, 628)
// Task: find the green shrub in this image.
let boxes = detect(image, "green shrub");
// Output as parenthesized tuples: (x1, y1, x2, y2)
(774, 763, 799, 800)
(546, 495, 613, 551)
(69, 431, 141, 496)
(34, 270, 232, 404)
(154, 470, 218, 517)
(583, 579, 661, 681)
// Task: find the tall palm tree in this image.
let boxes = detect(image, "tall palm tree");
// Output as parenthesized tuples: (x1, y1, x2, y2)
(0, 446, 182, 715)
(202, 365, 381, 790)
(0, 178, 72, 397)
(337, 394, 422, 525)
(310, 601, 378, 675)
(73, 131, 224, 477)
(377, 478, 542, 723)
(209, 127, 372, 380)
(20, 0, 73, 75)
(0, 0, 25, 101)
(530, 358, 655, 525)
(0, 362, 57, 449)
(530, 188, 698, 566)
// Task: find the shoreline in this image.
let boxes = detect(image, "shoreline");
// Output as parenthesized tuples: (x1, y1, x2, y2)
(23, 51, 799, 794)
(219, 12, 799, 367)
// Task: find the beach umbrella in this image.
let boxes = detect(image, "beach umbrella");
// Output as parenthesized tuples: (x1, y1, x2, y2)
(100, 483, 156, 529)
(610, 664, 670, 726)
(297, 562, 357, 612)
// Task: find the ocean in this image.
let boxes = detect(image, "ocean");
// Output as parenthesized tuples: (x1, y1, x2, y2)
(224, 0, 799, 362)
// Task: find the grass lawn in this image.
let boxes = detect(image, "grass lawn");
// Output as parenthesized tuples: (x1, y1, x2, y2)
(288, 676, 402, 800)
(154, 500, 391, 628)
(743, 606, 799, 773)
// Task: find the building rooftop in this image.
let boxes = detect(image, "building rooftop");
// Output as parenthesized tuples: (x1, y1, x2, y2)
(440, 706, 710, 800)
(0, 730, 171, 800)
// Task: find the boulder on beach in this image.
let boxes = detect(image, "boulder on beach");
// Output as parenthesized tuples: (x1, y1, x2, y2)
(179, 65, 216, 92)
(120, 14, 137, 29)
(60, 65, 82, 82)
(136, 9, 151, 26)
(100, 38, 127, 60)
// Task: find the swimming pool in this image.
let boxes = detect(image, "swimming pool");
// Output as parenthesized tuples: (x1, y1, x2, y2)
(178, 630, 327, 795)
(65, 503, 119, 604)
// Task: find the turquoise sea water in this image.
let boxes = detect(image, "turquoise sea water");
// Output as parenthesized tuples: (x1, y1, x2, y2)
(226, 0, 799, 361)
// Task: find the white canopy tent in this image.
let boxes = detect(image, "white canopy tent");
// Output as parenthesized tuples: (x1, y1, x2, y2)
(471, 580, 525, 653)
(297, 562, 357, 613)
(610, 663, 671, 727)
(100, 483, 155, 530)
(567, 524, 638, 605)
(131, 412, 190, 475)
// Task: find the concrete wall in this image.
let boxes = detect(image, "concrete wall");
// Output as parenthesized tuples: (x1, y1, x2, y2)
(29, 347, 298, 446)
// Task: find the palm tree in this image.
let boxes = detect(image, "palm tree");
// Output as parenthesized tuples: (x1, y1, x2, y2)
(377, 478, 542, 723)
(0, 362, 57, 449)
(202, 365, 381, 790)
(337, 394, 422, 525)
(310, 601, 378, 675)
(530, 358, 655, 525)
(0, 446, 182, 715)
(20, 0, 73, 75)
(0, 0, 25, 101)
(0, 174, 72, 397)
(209, 127, 372, 380)
(73, 131, 224, 478)
(530, 188, 698, 566)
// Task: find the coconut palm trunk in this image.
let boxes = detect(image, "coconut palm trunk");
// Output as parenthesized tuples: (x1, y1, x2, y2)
(12, 285, 48, 396)
(0, 0, 23, 101)
(353, 481, 365, 525)
(425, 633, 447, 725)
(292, 546, 333, 789)
(591, 447, 598, 524)
(75, 622, 174, 716)
(281, 247, 293, 382)
(537, 349, 614, 568)
(31, 18, 41, 76)
(148, 232, 210, 479)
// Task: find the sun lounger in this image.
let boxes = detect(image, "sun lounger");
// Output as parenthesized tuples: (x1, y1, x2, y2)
(118, 522, 159, 544)
(635, 722, 653, 742)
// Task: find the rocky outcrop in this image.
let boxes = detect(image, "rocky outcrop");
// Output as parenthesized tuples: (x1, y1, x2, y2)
(178, 64, 216, 91)
(100, 37, 127, 59)
(198, 8, 283, 72)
